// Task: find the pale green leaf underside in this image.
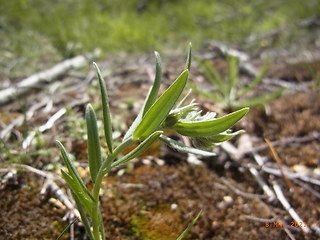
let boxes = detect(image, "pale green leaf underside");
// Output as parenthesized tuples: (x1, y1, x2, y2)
(160, 135, 215, 157)
(174, 107, 249, 137)
(204, 130, 244, 143)
(192, 130, 245, 149)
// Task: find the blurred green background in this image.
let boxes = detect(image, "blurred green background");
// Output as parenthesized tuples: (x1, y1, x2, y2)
(1, 0, 319, 78)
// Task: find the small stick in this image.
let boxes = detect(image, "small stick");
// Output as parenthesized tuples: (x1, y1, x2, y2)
(292, 179, 320, 199)
(0, 52, 99, 105)
(311, 224, 320, 237)
(181, 136, 203, 165)
(22, 108, 66, 149)
(272, 180, 311, 234)
(220, 136, 276, 201)
(248, 166, 275, 202)
(283, 224, 297, 240)
(256, 164, 320, 186)
(0, 169, 17, 190)
(244, 215, 279, 223)
(221, 141, 240, 160)
(243, 132, 320, 156)
(251, 154, 276, 201)
(221, 178, 264, 199)
(265, 138, 294, 190)
(0, 97, 49, 140)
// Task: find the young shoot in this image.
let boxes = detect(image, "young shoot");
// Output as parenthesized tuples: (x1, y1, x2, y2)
(57, 43, 248, 239)
(190, 55, 285, 109)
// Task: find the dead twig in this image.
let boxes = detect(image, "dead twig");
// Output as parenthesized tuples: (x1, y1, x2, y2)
(0, 51, 99, 105)
(22, 108, 67, 149)
(220, 135, 276, 202)
(244, 215, 279, 223)
(251, 154, 276, 201)
(0, 97, 49, 140)
(272, 180, 312, 234)
(292, 179, 320, 199)
(0, 169, 17, 190)
(265, 138, 294, 190)
(221, 178, 264, 199)
(283, 224, 297, 240)
(181, 136, 203, 165)
(256, 164, 320, 187)
(243, 132, 320, 156)
(311, 224, 320, 237)
(248, 166, 275, 202)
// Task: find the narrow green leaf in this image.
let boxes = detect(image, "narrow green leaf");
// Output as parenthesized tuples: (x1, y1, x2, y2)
(160, 135, 215, 157)
(72, 193, 95, 240)
(204, 130, 244, 143)
(227, 55, 238, 101)
(176, 89, 192, 108)
(93, 62, 113, 153)
(234, 88, 285, 108)
(237, 58, 271, 98)
(56, 140, 93, 201)
(99, 212, 106, 240)
(176, 210, 202, 240)
(188, 82, 224, 102)
(228, 55, 238, 89)
(123, 52, 162, 141)
(191, 130, 245, 149)
(200, 59, 226, 95)
(61, 170, 94, 216)
(133, 70, 189, 141)
(174, 107, 249, 137)
(86, 104, 102, 183)
(111, 131, 162, 168)
(185, 42, 192, 71)
(143, 51, 162, 115)
(162, 103, 198, 128)
(56, 218, 78, 240)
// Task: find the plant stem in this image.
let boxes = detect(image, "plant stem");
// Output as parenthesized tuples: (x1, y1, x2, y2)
(91, 137, 135, 239)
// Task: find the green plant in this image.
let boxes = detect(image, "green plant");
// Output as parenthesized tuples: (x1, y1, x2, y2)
(190, 55, 285, 109)
(56, 44, 248, 240)
(303, 64, 320, 94)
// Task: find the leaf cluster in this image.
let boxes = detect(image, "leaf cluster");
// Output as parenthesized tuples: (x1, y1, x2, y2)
(191, 55, 285, 109)
(56, 44, 248, 239)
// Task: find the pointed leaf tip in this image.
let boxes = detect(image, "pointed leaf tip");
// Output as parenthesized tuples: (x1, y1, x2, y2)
(174, 107, 249, 137)
(185, 43, 192, 71)
(133, 69, 189, 140)
(86, 104, 102, 182)
(93, 62, 113, 153)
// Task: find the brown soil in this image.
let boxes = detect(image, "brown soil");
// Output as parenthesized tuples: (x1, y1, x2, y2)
(0, 173, 66, 239)
(245, 91, 320, 166)
(0, 51, 319, 240)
